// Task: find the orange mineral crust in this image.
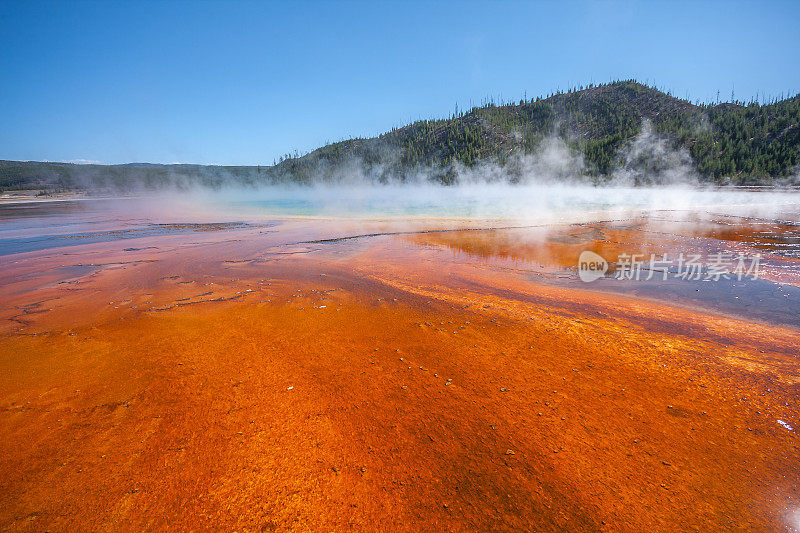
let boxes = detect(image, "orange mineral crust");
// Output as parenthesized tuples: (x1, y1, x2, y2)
(0, 216, 799, 531)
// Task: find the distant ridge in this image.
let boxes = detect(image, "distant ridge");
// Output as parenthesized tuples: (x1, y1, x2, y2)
(2, 80, 798, 191)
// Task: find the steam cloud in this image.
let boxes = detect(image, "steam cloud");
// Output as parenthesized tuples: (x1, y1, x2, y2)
(29, 120, 797, 227)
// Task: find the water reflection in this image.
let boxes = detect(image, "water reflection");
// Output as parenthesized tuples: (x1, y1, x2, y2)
(408, 215, 800, 328)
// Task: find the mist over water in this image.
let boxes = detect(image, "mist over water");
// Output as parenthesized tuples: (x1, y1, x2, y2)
(191, 184, 800, 223)
(177, 130, 798, 221)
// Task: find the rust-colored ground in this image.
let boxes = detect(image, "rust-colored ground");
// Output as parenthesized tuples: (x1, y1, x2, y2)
(0, 213, 799, 531)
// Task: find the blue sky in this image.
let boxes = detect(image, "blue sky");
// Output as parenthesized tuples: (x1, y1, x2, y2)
(1, 0, 798, 165)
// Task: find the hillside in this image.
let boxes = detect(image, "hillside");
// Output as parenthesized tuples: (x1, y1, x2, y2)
(2, 80, 799, 192)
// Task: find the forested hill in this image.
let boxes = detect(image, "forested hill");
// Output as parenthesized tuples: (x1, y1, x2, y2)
(3, 80, 799, 192)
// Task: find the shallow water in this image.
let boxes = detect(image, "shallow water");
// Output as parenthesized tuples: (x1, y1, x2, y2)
(2, 189, 800, 329)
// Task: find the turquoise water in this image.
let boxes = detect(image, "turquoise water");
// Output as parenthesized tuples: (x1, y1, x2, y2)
(208, 185, 800, 220)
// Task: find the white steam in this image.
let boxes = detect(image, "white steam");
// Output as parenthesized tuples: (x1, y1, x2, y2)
(610, 121, 698, 186)
(186, 182, 800, 225)
(451, 137, 587, 185)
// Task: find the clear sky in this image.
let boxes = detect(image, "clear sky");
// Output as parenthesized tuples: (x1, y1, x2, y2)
(1, 0, 798, 166)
